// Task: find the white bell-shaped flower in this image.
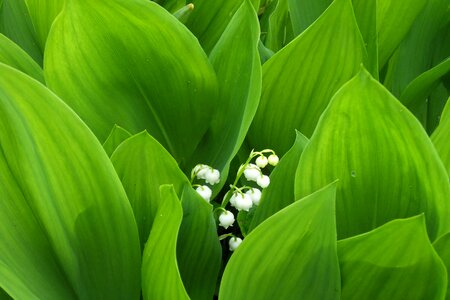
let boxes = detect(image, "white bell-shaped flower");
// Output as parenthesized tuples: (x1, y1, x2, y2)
(245, 188, 262, 205)
(268, 154, 279, 166)
(218, 210, 235, 229)
(195, 185, 212, 202)
(193, 164, 209, 180)
(256, 175, 270, 188)
(205, 168, 220, 185)
(243, 163, 261, 182)
(255, 155, 268, 168)
(229, 237, 242, 251)
(234, 193, 253, 211)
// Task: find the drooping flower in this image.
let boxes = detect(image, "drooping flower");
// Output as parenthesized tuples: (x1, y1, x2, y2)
(218, 210, 235, 229)
(195, 185, 212, 202)
(229, 237, 242, 251)
(234, 192, 253, 211)
(255, 155, 268, 168)
(245, 188, 262, 205)
(268, 154, 279, 166)
(243, 163, 261, 182)
(205, 168, 220, 185)
(256, 175, 270, 188)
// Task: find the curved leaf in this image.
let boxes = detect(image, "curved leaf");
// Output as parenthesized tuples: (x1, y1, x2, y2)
(338, 215, 447, 299)
(102, 124, 132, 157)
(0, 64, 140, 299)
(189, 0, 261, 173)
(264, 0, 294, 52)
(0, 0, 42, 64)
(432, 97, 450, 175)
(249, 131, 308, 232)
(219, 183, 340, 300)
(142, 185, 189, 300)
(288, 0, 331, 36)
(110, 131, 189, 249)
(177, 185, 222, 300)
(433, 232, 450, 299)
(247, 0, 367, 155)
(295, 69, 450, 241)
(0, 33, 43, 83)
(45, 0, 218, 164)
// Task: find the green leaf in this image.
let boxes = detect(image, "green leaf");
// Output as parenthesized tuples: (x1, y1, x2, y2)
(264, 0, 294, 52)
(24, 0, 63, 50)
(383, 0, 448, 96)
(102, 124, 132, 157)
(44, 0, 218, 165)
(295, 69, 450, 241)
(249, 131, 308, 232)
(247, 0, 367, 155)
(184, 0, 244, 54)
(189, 0, 261, 173)
(0, 33, 43, 83)
(142, 185, 189, 300)
(432, 97, 450, 175)
(376, 0, 427, 69)
(433, 232, 450, 299)
(288, 0, 331, 36)
(110, 131, 189, 249)
(156, 0, 185, 13)
(219, 183, 340, 300)
(0, 0, 42, 64)
(177, 185, 222, 300)
(0, 64, 140, 299)
(426, 82, 450, 134)
(338, 215, 447, 299)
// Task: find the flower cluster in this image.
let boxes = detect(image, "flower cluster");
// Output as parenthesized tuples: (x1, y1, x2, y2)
(191, 149, 279, 252)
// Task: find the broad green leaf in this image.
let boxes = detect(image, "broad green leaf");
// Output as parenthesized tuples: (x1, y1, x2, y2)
(177, 185, 222, 300)
(351, 0, 378, 78)
(295, 69, 450, 241)
(0, 33, 43, 83)
(0, 0, 42, 64)
(264, 0, 294, 52)
(45, 0, 218, 165)
(288, 0, 331, 36)
(24, 0, 63, 50)
(102, 124, 132, 157)
(338, 215, 447, 299)
(376, 0, 427, 69)
(155, 0, 185, 13)
(219, 183, 340, 300)
(173, 3, 194, 23)
(427, 83, 450, 134)
(248, 131, 308, 232)
(110, 131, 189, 249)
(247, 0, 367, 155)
(383, 0, 448, 96)
(0, 64, 140, 299)
(432, 97, 450, 175)
(433, 232, 450, 299)
(184, 0, 244, 54)
(0, 288, 11, 300)
(258, 39, 274, 64)
(142, 185, 189, 300)
(189, 0, 261, 174)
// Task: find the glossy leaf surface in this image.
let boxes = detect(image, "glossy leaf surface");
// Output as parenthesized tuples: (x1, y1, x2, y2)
(432, 97, 450, 175)
(296, 69, 450, 241)
(102, 124, 132, 157)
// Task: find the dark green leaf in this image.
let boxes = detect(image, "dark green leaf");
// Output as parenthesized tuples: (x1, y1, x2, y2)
(432, 97, 450, 175)
(288, 0, 331, 36)
(433, 232, 450, 299)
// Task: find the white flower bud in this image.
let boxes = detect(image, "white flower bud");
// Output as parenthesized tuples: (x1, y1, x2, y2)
(268, 154, 279, 166)
(229, 193, 237, 207)
(243, 163, 261, 182)
(205, 168, 220, 185)
(195, 185, 212, 202)
(245, 188, 262, 205)
(193, 164, 209, 179)
(255, 155, 268, 168)
(218, 210, 235, 229)
(256, 175, 270, 188)
(234, 193, 253, 211)
(229, 237, 242, 251)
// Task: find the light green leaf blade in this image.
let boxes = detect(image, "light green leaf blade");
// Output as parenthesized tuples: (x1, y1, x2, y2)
(156, 0, 185, 13)
(0, 64, 141, 299)
(432, 97, 450, 175)
(0, 33, 43, 83)
(295, 69, 450, 241)
(24, 0, 63, 51)
(142, 185, 189, 300)
(376, 0, 427, 69)
(102, 124, 132, 157)
(247, 0, 367, 155)
(110, 131, 190, 249)
(249, 131, 308, 232)
(45, 0, 218, 165)
(433, 232, 450, 299)
(219, 183, 340, 300)
(177, 185, 222, 300)
(264, 0, 294, 52)
(288, 0, 331, 36)
(338, 215, 447, 299)
(189, 0, 261, 174)
(0, 0, 42, 64)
